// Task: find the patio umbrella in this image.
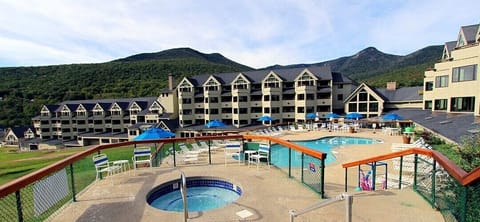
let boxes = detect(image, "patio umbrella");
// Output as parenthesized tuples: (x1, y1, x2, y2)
(382, 113, 405, 121)
(134, 127, 175, 141)
(325, 112, 340, 119)
(345, 112, 364, 120)
(306, 113, 317, 119)
(257, 115, 275, 125)
(205, 119, 226, 128)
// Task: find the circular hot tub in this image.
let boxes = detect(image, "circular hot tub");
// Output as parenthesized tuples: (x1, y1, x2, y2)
(146, 176, 242, 212)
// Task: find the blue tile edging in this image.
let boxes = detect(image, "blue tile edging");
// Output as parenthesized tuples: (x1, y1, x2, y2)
(146, 176, 242, 204)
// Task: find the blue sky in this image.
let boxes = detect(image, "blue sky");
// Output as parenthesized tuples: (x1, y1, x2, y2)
(0, 0, 478, 68)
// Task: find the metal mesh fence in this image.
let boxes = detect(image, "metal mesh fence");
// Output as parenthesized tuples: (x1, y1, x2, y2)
(0, 168, 74, 222)
(301, 153, 323, 194)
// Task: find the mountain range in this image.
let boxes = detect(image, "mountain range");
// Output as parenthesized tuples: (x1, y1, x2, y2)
(0, 46, 442, 126)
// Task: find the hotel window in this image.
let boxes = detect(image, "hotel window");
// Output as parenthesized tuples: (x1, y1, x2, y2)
(233, 96, 238, 102)
(271, 95, 280, 101)
(263, 95, 270, 101)
(358, 103, 367, 112)
(369, 102, 378, 112)
(239, 108, 248, 114)
(271, 107, 280, 113)
(452, 65, 477, 82)
(338, 84, 343, 89)
(297, 94, 305, 100)
(264, 107, 270, 113)
(264, 75, 280, 88)
(435, 75, 448, 88)
(358, 91, 368, 101)
(178, 82, 192, 92)
(434, 99, 448, 110)
(233, 108, 238, 114)
(424, 100, 433, 109)
(348, 103, 357, 112)
(210, 97, 219, 103)
(182, 98, 192, 104)
(425, 81, 433, 91)
(210, 109, 219, 114)
(233, 78, 249, 90)
(297, 73, 315, 86)
(451, 97, 475, 112)
(221, 96, 231, 102)
(337, 94, 343, 101)
(297, 107, 305, 113)
(204, 79, 219, 91)
(239, 96, 248, 102)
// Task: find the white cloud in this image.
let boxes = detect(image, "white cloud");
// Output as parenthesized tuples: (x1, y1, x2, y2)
(0, 0, 479, 68)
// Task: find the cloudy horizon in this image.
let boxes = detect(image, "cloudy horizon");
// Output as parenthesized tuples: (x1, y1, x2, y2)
(0, 0, 478, 68)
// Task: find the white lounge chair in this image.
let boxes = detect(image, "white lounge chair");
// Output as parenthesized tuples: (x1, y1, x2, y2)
(225, 141, 242, 165)
(93, 154, 121, 182)
(132, 147, 152, 170)
(249, 143, 270, 171)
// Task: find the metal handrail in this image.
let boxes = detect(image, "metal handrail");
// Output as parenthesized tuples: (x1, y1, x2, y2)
(289, 193, 353, 222)
(180, 172, 188, 222)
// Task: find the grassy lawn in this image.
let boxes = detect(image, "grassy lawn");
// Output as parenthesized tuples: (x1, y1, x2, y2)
(0, 145, 159, 186)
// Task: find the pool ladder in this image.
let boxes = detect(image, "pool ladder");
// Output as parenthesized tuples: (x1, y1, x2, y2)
(289, 193, 353, 222)
(180, 172, 188, 222)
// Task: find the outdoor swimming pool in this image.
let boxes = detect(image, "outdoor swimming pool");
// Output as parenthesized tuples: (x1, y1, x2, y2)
(271, 136, 381, 167)
(147, 177, 242, 212)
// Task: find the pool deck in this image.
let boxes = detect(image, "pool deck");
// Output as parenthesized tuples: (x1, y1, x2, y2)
(51, 129, 444, 222)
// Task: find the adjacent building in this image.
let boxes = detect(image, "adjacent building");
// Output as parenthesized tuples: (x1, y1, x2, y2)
(176, 66, 356, 128)
(344, 82, 423, 118)
(423, 23, 480, 116)
(31, 76, 178, 147)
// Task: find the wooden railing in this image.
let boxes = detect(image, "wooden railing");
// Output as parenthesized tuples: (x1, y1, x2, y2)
(342, 147, 480, 186)
(0, 134, 326, 199)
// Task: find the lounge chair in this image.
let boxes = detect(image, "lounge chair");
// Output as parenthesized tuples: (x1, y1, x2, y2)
(179, 143, 203, 155)
(93, 154, 121, 181)
(248, 143, 270, 171)
(132, 147, 152, 170)
(225, 141, 242, 165)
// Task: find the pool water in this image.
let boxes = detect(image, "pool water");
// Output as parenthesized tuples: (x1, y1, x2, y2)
(271, 136, 380, 167)
(150, 186, 240, 212)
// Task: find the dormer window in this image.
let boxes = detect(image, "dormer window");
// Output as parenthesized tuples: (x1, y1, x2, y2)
(233, 78, 249, 90)
(93, 104, 104, 116)
(264, 75, 280, 88)
(178, 81, 193, 92)
(297, 72, 315, 87)
(130, 103, 141, 115)
(61, 106, 70, 116)
(204, 79, 219, 91)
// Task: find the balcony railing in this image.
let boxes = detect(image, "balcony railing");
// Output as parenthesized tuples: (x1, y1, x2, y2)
(0, 134, 327, 222)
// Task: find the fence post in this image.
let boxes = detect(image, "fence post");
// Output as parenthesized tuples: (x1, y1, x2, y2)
(460, 185, 467, 222)
(320, 158, 325, 198)
(173, 141, 176, 167)
(288, 148, 292, 178)
(69, 164, 77, 202)
(344, 168, 348, 192)
(15, 190, 23, 222)
(301, 153, 304, 183)
(431, 160, 436, 208)
(399, 156, 403, 189)
(208, 140, 212, 165)
(413, 154, 418, 190)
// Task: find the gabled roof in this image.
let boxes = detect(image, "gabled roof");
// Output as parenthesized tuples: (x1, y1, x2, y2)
(375, 86, 423, 102)
(443, 41, 457, 59)
(344, 83, 386, 102)
(9, 126, 34, 138)
(183, 66, 342, 87)
(45, 105, 59, 112)
(461, 24, 479, 44)
(158, 119, 179, 131)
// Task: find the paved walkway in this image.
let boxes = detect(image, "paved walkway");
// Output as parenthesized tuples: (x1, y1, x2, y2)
(51, 128, 444, 222)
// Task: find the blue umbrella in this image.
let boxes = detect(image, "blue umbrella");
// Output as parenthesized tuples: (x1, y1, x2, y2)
(257, 115, 275, 125)
(306, 113, 317, 119)
(257, 115, 275, 122)
(205, 119, 226, 128)
(134, 127, 175, 141)
(382, 113, 404, 121)
(345, 112, 364, 120)
(325, 112, 340, 119)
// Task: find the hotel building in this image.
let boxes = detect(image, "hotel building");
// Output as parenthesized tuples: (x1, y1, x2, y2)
(423, 23, 480, 116)
(176, 66, 356, 128)
(31, 76, 178, 146)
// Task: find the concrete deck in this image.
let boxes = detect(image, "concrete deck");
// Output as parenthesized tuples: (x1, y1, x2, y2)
(51, 129, 444, 222)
